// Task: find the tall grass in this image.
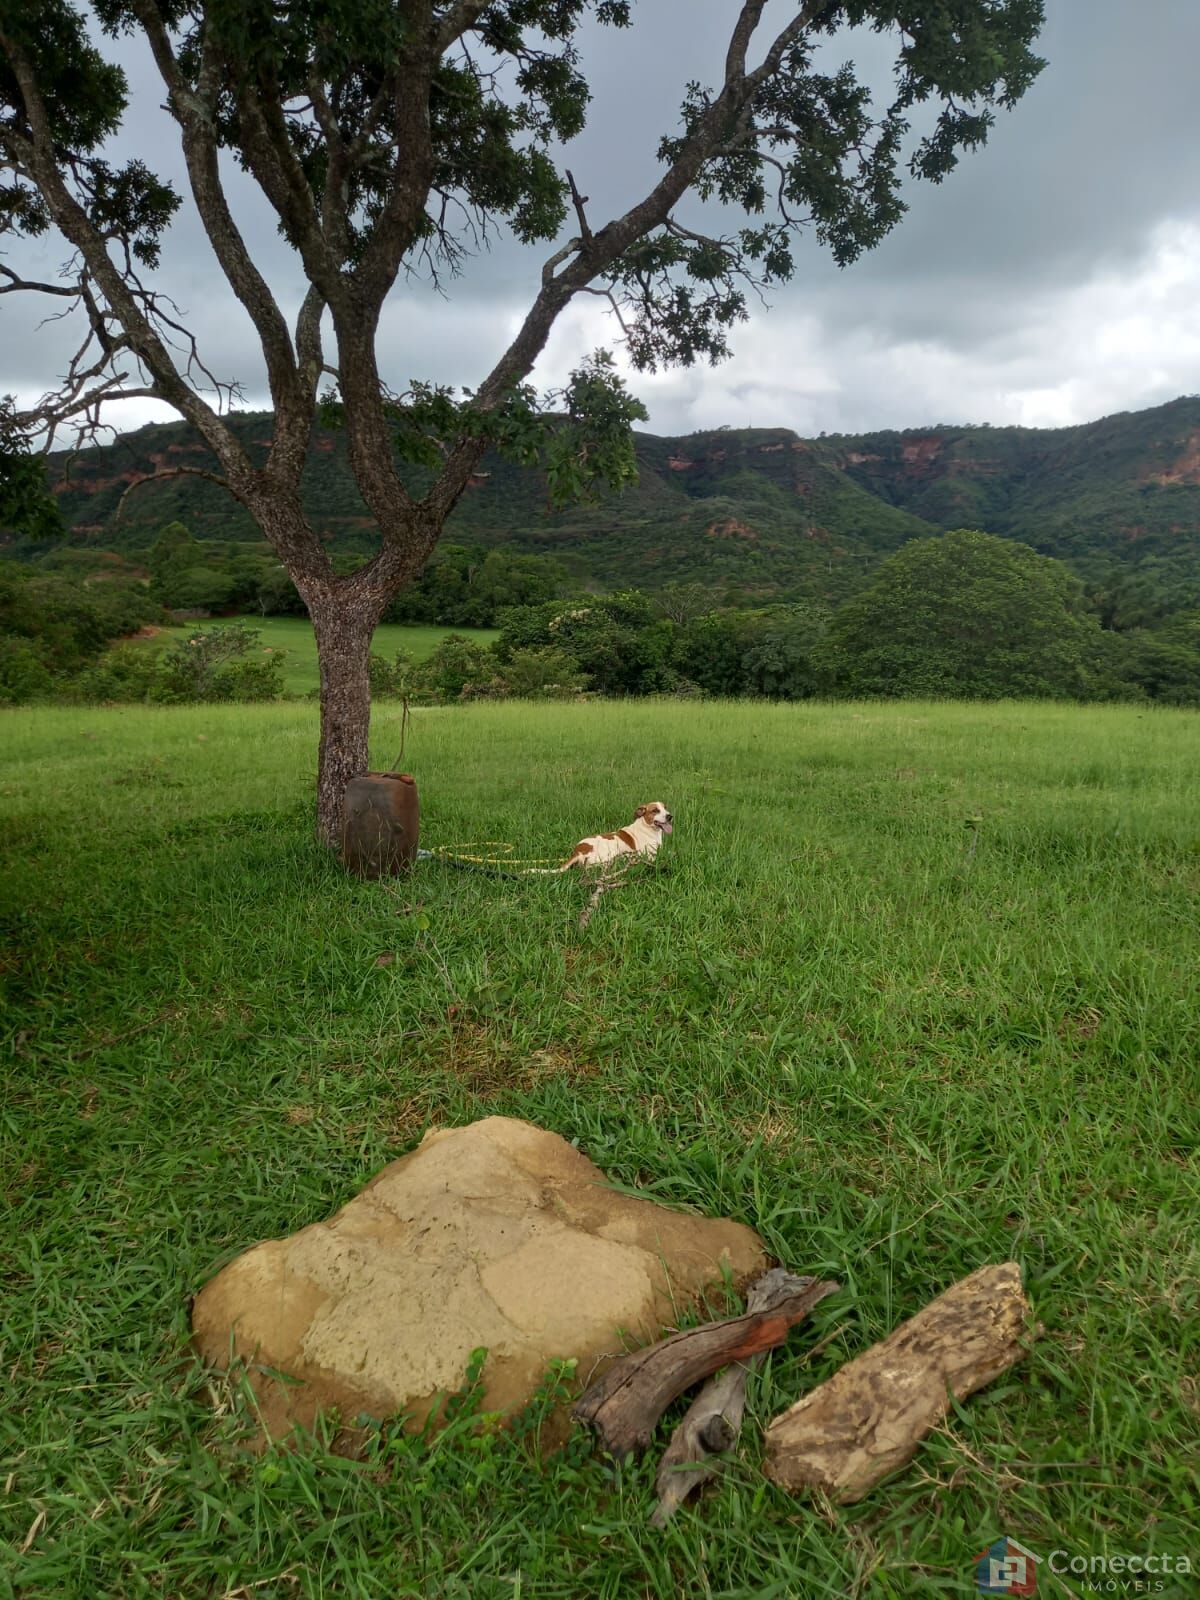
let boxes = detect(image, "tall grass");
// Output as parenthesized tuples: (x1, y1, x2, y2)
(2, 699, 1197, 1597)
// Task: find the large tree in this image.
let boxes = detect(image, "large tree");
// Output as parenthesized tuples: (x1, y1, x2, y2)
(828, 528, 1107, 698)
(1, 0, 1045, 842)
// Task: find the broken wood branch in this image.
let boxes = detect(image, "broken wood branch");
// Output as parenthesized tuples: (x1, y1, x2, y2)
(565, 168, 593, 244)
(649, 1268, 816, 1526)
(574, 1272, 839, 1460)
(578, 862, 628, 928)
(763, 1261, 1034, 1504)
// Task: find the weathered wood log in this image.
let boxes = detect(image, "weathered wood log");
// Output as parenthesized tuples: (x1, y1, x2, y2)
(649, 1269, 815, 1527)
(764, 1261, 1033, 1504)
(574, 1273, 839, 1460)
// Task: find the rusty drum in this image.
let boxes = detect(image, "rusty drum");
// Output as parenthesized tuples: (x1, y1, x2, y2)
(340, 772, 420, 877)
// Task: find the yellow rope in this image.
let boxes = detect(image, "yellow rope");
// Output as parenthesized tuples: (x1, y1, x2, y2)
(428, 841, 563, 867)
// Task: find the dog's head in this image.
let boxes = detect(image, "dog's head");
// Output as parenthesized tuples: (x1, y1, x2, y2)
(635, 801, 673, 836)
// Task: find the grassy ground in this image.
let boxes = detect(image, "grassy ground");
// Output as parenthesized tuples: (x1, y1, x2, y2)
(129, 617, 499, 695)
(1, 699, 1198, 1598)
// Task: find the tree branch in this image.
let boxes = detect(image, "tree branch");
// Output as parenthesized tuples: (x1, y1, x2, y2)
(131, 2, 310, 486)
(355, 47, 438, 313)
(33, 381, 162, 458)
(0, 265, 77, 297)
(228, 78, 344, 306)
(434, 1, 494, 52)
(743, 0, 835, 92)
(295, 285, 327, 402)
(724, 0, 769, 81)
(0, 31, 255, 494)
(114, 465, 233, 524)
(565, 169, 593, 244)
(421, 0, 837, 522)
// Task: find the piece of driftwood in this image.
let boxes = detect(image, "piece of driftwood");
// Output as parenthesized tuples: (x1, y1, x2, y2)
(764, 1261, 1033, 1503)
(574, 1273, 839, 1460)
(649, 1269, 815, 1527)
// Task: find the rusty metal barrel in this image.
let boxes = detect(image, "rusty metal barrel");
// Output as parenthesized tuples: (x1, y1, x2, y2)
(340, 772, 420, 878)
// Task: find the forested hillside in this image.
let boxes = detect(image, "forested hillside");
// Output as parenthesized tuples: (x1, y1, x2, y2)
(17, 395, 1200, 617)
(828, 396, 1200, 609)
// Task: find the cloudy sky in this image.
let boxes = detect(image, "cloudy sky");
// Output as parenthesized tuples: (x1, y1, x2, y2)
(5, 0, 1200, 442)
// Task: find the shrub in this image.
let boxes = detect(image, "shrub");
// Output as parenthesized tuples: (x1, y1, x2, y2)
(457, 672, 509, 701)
(80, 580, 161, 640)
(155, 622, 285, 702)
(827, 530, 1106, 700)
(0, 559, 163, 696)
(740, 607, 830, 699)
(70, 643, 165, 703)
(0, 635, 54, 703)
(1117, 625, 1200, 706)
(412, 634, 497, 702)
(369, 648, 418, 699)
(494, 646, 588, 699)
(253, 565, 305, 616)
(671, 612, 748, 696)
(209, 653, 287, 701)
(497, 592, 674, 695)
(166, 564, 238, 612)
(383, 544, 568, 627)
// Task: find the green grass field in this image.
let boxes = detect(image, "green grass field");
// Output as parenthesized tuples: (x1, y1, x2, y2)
(129, 616, 499, 695)
(2, 699, 1198, 1598)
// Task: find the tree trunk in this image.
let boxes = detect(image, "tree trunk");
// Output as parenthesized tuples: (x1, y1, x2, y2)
(310, 597, 376, 848)
(242, 477, 438, 852)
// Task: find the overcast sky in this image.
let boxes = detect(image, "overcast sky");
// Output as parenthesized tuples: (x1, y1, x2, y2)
(5, 0, 1200, 442)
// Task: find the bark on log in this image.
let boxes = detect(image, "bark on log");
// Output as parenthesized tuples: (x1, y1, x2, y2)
(574, 1274, 839, 1460)
(649, 1268, 814, 1527)
(763, 1261, 1033, 1504)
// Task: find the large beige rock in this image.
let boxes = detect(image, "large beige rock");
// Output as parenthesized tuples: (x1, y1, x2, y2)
(193, 1117, 766, 1443)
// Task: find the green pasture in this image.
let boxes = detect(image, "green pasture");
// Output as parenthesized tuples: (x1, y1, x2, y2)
(128, 616, 499, 695)
(1, 699, 1198, 1597)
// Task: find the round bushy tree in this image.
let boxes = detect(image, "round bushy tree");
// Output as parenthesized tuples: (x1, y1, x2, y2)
(829, 528, 1106, 699)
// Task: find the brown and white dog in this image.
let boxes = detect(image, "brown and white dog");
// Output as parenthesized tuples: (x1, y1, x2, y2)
(558, 801, 674, 871)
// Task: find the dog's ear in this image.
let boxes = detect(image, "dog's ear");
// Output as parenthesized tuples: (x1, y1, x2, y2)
(634, 804, 650, 819)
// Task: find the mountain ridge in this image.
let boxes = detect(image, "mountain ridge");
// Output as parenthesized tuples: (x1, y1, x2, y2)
(25, 393, 1200, 610)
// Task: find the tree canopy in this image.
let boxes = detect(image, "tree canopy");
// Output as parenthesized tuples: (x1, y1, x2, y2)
(2, 2, 1046, 486)
(0, 0, 1048, 837)
(828, 528, 1109, 698)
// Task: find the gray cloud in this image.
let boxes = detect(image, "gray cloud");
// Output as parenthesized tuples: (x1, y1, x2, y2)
(4, 0, 1199, 442)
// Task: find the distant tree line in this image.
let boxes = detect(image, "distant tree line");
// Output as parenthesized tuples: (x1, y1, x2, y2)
(3, 526, 1199, 708)
(378, 531, 1200, 709)
(0, 563, 286, 705)
(0, 560, 161, 703)
(134, 522, 571, 625)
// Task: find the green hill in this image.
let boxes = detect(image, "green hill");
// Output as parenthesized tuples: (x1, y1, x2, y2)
(25, 395, 1200, 611)
(828, 396, 1200, 583)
